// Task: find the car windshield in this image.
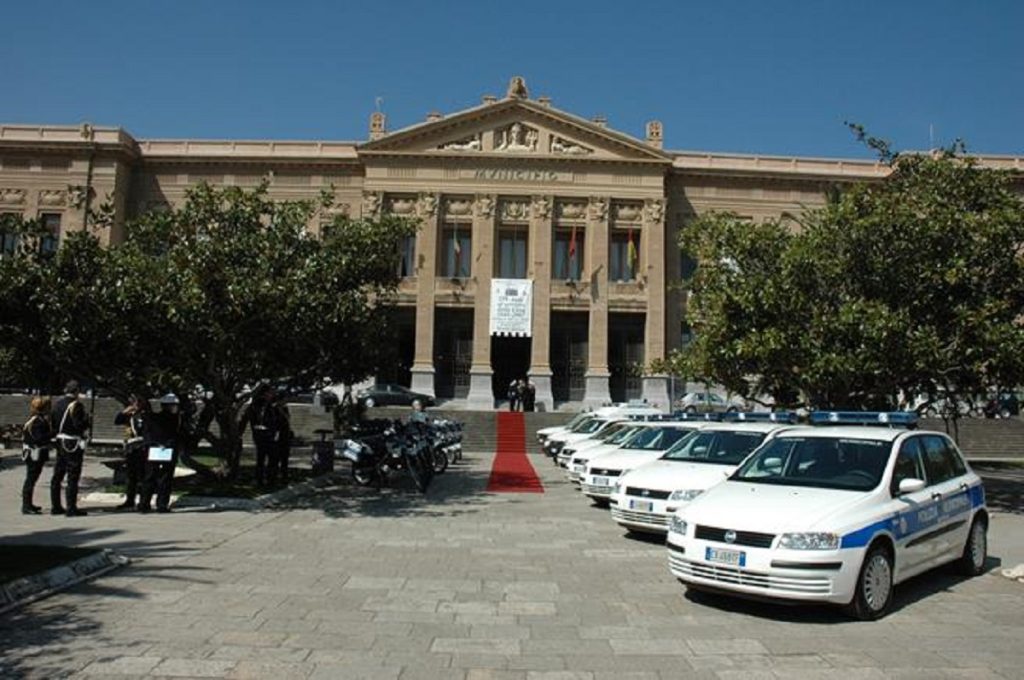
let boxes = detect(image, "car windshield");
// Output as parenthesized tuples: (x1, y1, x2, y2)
(569, 417, 597, 433)
(662, 430, 768, 465)
(607, 426, 644, 445)
(575, 418, 606, 435)
(623, 427, 691, 451)
(594, 423, 627, 441)
(563, 413, 589, 429)
(731, 436, 891, 491)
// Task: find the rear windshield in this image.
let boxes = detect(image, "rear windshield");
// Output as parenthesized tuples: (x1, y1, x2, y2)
(662, 430, 768, 465)
(732, 436, 891, 491)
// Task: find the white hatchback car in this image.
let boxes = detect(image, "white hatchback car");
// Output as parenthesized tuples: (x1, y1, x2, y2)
(580, 423, 702, 502)
(666, 415, 988, 620)
(610, 421, 792, 534)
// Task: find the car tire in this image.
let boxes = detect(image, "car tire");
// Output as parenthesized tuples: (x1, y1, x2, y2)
(364, 397, 375, 409)
(845, 544, 895, 621)
(954, 516, 988, 576)
(684, 406, 697, 414)
(726, 406, 738, 413)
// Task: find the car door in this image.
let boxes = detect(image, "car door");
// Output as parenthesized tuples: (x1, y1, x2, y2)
(921, 435, 974, 563)
(888, 436, 935, 576)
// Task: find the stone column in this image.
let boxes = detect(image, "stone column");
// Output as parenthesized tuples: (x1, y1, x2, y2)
(583, 196, 612, 408)
(528, 195, 554, 412)
(409, 192, 438, 397)
(466, 194, 496, 409)
(642, 198, 670, 411)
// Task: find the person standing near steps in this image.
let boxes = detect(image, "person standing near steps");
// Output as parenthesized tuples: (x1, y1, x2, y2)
(113, 395, 151, 511)
(21, 397, 53, 515)
(50, 381, 92, 517)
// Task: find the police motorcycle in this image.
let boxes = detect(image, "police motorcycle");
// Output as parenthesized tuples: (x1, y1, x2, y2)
(336, 419, 434, 493)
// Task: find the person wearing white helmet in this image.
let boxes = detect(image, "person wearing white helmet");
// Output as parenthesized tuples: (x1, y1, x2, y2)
(138, 392, 185, 513)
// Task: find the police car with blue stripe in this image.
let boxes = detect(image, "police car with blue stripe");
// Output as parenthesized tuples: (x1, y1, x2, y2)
(666, 412, 988, 619)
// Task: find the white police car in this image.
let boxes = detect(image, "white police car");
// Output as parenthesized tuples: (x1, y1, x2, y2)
(557, 419, 636, 470)
(666, 412, 988, 620)
(565, 422, 651, 482)
(537, 412, 590, 446)
(610, 416, 794, 534)
(581, 422, 702, 502)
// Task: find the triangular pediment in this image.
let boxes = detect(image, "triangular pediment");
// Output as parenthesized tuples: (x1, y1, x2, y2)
(358, 98, 670, 163)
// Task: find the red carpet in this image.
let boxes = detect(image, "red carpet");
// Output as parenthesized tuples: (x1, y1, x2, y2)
(486, 412, 544, 493)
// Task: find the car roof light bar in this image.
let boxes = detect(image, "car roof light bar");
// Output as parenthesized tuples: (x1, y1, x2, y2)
(721, 411, 799, 424)
(670, 412, 724, 422)
(808, 411, 918, 427)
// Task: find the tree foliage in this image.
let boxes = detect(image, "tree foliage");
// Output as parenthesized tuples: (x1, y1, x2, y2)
(663, 142, 1024, 420)
(0, 184, 418, 477)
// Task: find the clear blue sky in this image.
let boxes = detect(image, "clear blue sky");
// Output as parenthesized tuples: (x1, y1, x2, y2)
(4, 1, 1022, 158)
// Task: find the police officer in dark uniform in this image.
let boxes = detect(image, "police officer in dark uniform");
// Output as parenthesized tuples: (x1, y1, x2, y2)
(50, 380, 92, 516)
(114, 394, 150, 510)
(274, 393, 294, 483)
(138, 393, 184, 513)
(240, 384, 283, 487)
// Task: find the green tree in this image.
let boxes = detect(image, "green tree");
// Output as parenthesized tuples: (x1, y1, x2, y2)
(664, 140, 1024, 427)
(0, 184, 418, 478)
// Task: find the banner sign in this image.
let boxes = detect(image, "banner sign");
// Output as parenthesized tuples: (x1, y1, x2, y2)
(490, 279, 533, 337)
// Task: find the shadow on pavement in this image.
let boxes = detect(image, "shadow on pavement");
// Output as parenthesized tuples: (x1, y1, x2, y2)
(682, 555, 1004, 624)
(269, 456, 496, 519)
(0, 527, 214, 678)
(976, 463, 1024, 515)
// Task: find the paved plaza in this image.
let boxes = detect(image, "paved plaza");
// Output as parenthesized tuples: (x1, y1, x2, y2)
(1, 450, 1023, 680)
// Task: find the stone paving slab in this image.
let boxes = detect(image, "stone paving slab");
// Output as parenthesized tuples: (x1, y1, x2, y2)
(0, 450, 1022, 679)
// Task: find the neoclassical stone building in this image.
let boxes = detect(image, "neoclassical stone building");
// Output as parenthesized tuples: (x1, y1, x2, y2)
(2, 78, 1021, 410)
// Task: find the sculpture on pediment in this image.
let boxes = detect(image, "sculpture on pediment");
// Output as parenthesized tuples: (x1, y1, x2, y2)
(0, 188, 26, 205)
(439, 134, 481, 151)
(645, 199, 665, 223)
(506, 76, 529, 99)
(444, 198, 473, 217)
(387, 196, 417, 215)
(557, 201, 587, 220)
(475, 195, 495, 218)
(362, 191, 382, 216)
(588, 196, 608, 221)
(497, 122, 538, 152)
(68, 184, 89, 209)
(418, 192, 438, 217)
(550, 136, 593, 155)
(532, 196, 551, 219)
(615, 203, 642, 222)
(79, 122, 95, 141)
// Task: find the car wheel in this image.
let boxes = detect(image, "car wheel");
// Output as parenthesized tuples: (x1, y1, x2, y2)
(364, 397, 375, 408)
(684, 406, 697, 414)
(726, 406, 738, 413)
(955, 516, 988, 576)
(845, 544, 895, 620)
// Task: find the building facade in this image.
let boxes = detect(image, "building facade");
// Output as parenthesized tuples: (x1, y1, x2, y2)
(3, 78, 1022, 410)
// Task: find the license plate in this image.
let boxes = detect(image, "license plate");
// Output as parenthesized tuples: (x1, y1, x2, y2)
(591, 476, 610, 487)
(705, 546, 745, 567)
(629, 499, 654, 512)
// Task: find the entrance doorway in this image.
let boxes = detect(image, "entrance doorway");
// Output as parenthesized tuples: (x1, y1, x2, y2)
(434, 309, 473, 399)
(609, 313, 645, 403)
(374, 308, 415, 387)
(491, 336, 531, 403)
(551, 311, 588, 403)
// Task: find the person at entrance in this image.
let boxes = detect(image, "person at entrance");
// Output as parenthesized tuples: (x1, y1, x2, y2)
(507, 380, 520, 411)
(523, 379, 536, 412)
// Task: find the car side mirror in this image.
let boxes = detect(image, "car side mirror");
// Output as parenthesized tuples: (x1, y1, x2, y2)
(897, 478, 926, 495)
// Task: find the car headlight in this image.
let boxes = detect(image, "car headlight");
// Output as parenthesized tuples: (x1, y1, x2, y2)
(778, 532, 840, 550)
(668, 489, 704, 502)
(669, 515, 688, 536)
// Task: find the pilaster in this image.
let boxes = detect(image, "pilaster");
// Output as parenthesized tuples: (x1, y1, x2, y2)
(642, 198, 669, 411)
(410, 192, 438, 397)
(528, 195, 554, 411)
(466, 194, 497, 410)
(583, 196, 612, 408)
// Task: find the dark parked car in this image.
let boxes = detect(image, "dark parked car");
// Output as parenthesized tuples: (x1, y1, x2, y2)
(358, 384, 435, 408)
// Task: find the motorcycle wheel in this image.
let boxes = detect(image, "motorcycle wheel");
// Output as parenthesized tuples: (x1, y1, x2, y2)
(406, 453, 430, 493)
(433, 448, 449, 474)
(352, 464, 378, 487)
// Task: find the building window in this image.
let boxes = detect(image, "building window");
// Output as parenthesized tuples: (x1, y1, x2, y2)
(398, 234, 416, 278)
(553, 228, 584, 281)
(440, 224, 471, 278)
(609, 229, 640, 282)
(39, 212, 61, 256)
(1, 212, 20, 257)
(498, 228, 528, 279)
